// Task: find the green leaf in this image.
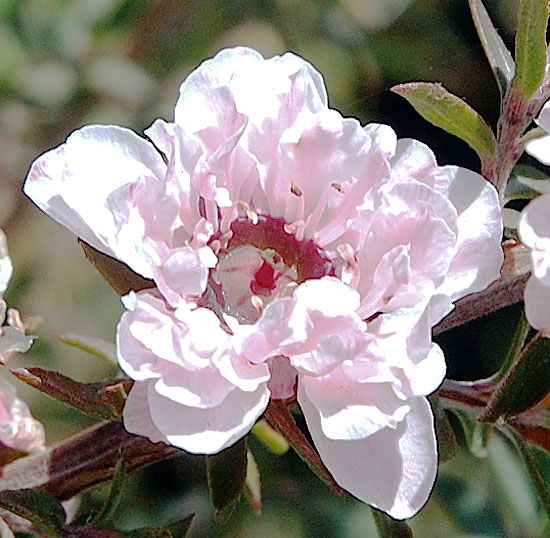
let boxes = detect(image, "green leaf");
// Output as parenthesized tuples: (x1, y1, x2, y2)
(513, 0, 548, 100)
(468, 0, 514, 96)
(0, 489, 66, 538)
(251, 419, 289, 455)
(57, 333, 117, 365)
(511, 164, 550, 198)
(371, 508, 413, 538)
(429, 394, 458, 463)
(206, 437, 248, 515)
(504, 426, 550, 515)
(450, 409, 494, 457)
(480, 333, 550, 422)
(92, 460, 127, 525)
(11, 367, 132, 421)
(391, 82, 496, 163)
(264, 400, 345, 497)
(79, 240, 154, 296)
(493, 311, 530, 384)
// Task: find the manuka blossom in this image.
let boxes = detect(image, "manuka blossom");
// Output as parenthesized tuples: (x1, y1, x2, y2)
(0, 230, 34, 363)
(24, 47, 503, 518)
(0, 229, 44, 453)
(518, 194, 550, 336)
(519, 103, 550, 336)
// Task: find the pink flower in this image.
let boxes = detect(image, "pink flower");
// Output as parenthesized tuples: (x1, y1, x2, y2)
(0, 376, 45, 453)
(518, 194, 550, 336)
(24, 47, 503, 518)
(0, 230, 34, 363)
(0, 230, 44, 453)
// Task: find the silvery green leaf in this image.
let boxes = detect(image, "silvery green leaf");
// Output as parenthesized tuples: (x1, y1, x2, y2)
(468, 0, 514, 96)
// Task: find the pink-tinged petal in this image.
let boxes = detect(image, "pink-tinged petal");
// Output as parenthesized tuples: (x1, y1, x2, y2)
(519, 193, 550, 285)
(391, 138, 447, 192)
(123, 380, 169, 444)
(523, 276, 550, 337)
(153, 362, 233, 408)
(267, 356, 297, 399)
(214, 351, 270, 392)
(300, 394, 437, 519)
(118, 291, 193, 374)
(147, 381, 269, 454)
(24, 125, 168, 278)
(438, 166, 503, 300)
(355, 180, 457, 316)
(299, 370, 410, 440)
(154, 245, 215, 308)
(0, 377, 45, 453)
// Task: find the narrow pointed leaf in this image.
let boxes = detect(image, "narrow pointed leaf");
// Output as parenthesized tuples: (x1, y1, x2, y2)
(429, 394, 458, 462)
(79, 240, 154, 296)
(264, 400, 344, 497)
(391, 82, 496, 162)
(92, 460, 127, 525)
(480, 333, 550, 422)
(371, 508, 413, 538)
(469, 0, 514, 95)
(504, 426, 550, 515)
(450, 409, 493, 457)
(0, 489, 66, 538)
(57, 334, 117, 365)
(206, 437, 248, 515)
(513, 0, 549, 100)
(11, 367, 132, 421)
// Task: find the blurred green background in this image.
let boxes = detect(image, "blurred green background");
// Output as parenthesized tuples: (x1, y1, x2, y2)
(1, 0, 548, 536)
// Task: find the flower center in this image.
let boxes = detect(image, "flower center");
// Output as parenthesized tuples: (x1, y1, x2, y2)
(204, 216, 334, 324)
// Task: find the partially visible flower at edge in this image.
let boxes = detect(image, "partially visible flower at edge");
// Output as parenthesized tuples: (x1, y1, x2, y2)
(23, 47, 503, 518)
(518, 194, 550, 336)
(519, 103, 550, 336)
(0, 229, 44, 453)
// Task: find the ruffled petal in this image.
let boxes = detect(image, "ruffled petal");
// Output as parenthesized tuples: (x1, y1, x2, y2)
(122, 380, 170, 444)
(299, 369, 410, 440)
(300, 394, 437, 519)
(147, 380, 269, 454)
(437, 166, 503, 300)
(24, 125, 168, 278)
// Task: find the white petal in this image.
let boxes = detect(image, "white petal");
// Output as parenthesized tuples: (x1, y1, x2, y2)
(147, 381, 269, 454)
(519, 193, 550, 284)
(523, 276, 550, 337)
(123, 380, 170, 444)
(438, 166, 503, 300)
(299, 372, 410, 440)
(24, 125, 168, 278)
(300, 394, 437, 519)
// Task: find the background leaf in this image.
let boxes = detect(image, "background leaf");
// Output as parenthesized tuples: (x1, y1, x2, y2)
(391, 82, 496, 164)
(371, 509, 413, 538)
(0, 489, 66, 538)
(206, 437, 248, 515)
(468, 0, 514, 96)
(513, 0, 549, 100)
